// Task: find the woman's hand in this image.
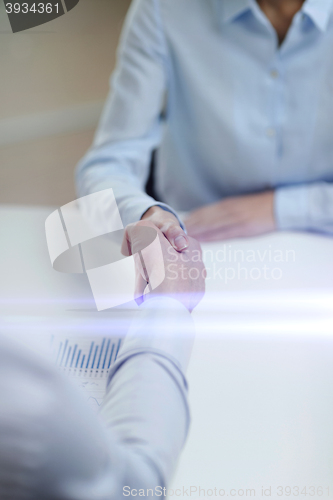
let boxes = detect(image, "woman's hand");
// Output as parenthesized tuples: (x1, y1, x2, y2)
(184, 191, 276, 241)
(142, 206, 189, 252)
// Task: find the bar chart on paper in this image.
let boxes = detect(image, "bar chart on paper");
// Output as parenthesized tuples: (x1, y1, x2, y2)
(51, 335, 123, 411)
(0, 311, 135, 413)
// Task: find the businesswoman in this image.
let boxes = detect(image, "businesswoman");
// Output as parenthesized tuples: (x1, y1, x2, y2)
(76, 0, 333, 250)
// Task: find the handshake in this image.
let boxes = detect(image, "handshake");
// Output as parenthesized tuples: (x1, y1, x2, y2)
(45, 191, 205, 313)
(122, 220, 206, 313)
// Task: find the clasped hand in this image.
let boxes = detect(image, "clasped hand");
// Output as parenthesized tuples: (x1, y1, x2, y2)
(122, 221, 206, 312)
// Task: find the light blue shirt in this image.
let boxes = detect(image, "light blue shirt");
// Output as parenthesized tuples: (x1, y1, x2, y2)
(76, 0, 333, 234)
(0, 298, 194, 499)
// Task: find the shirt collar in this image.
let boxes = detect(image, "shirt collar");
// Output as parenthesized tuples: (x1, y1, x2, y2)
(220, 0, 252, 24)
(302, 0, 333, 32)
(220, 0, 333, 31)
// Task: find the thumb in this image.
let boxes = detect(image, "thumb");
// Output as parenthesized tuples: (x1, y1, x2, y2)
(163, 223, 189, 252)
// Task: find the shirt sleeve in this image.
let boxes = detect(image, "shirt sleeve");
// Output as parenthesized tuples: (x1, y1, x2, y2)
(274, 181, 333, 234)
(100, 297, 195, 490)
(75, 0, 183, 229)
(0, 297, 194, 499)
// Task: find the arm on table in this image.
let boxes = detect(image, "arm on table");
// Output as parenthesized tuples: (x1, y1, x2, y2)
(185, 181, 333, 242)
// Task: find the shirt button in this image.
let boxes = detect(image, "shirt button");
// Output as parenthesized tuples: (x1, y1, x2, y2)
(266, 127, 276, 138)
(270, 69, 279, 79)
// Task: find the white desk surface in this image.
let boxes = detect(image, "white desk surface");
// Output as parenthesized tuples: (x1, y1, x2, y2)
(1, 205, 333, 499)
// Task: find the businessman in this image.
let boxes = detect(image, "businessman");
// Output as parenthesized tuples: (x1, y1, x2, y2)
(0, 223, 205, 499)
(76, 0, 333, 248)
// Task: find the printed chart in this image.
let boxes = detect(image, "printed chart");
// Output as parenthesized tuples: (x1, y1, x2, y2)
(52, 334, 123, 410)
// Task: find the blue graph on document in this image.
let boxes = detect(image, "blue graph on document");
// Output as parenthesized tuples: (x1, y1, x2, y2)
(51, 336, 122, 373)
(50, 335, 123, 411)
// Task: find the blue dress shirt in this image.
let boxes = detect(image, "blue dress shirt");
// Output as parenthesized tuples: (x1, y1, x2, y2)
(76, 0, 333, 234)
(0, 298, 194, 499)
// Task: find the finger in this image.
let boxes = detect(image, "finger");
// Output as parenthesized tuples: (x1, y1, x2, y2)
(133, 252, 149, 305)
(130, 223, 167, 288)
(158, 221, 189, 252)
(134, 272, 148, 306)
(183, 235, 203, 258)
(121, 221, 159, 256)
(181, 236, 207, 279)
(121, 223, 136, 256)
(121, 223, 157, 303)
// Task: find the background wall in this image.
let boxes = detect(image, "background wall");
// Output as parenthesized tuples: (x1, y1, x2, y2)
(0, 0, 131, 205)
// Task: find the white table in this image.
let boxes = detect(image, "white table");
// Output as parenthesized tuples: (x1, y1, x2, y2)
(1, 206, 333, 499)
(171, 236, 333, 498)
(0, 205, 137, 408)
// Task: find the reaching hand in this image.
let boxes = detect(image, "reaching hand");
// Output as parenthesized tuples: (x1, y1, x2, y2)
(122, 220, 206, 312)
(184, 191, 276, 242)
(141, 206, 189, 252)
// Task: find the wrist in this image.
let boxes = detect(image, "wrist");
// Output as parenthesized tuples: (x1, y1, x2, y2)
(141, 205, 163, 220)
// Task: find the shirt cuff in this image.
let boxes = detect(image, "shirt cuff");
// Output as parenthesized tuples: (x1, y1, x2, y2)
(117, 297, 195, 374)
(274, 185, 310, 230)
